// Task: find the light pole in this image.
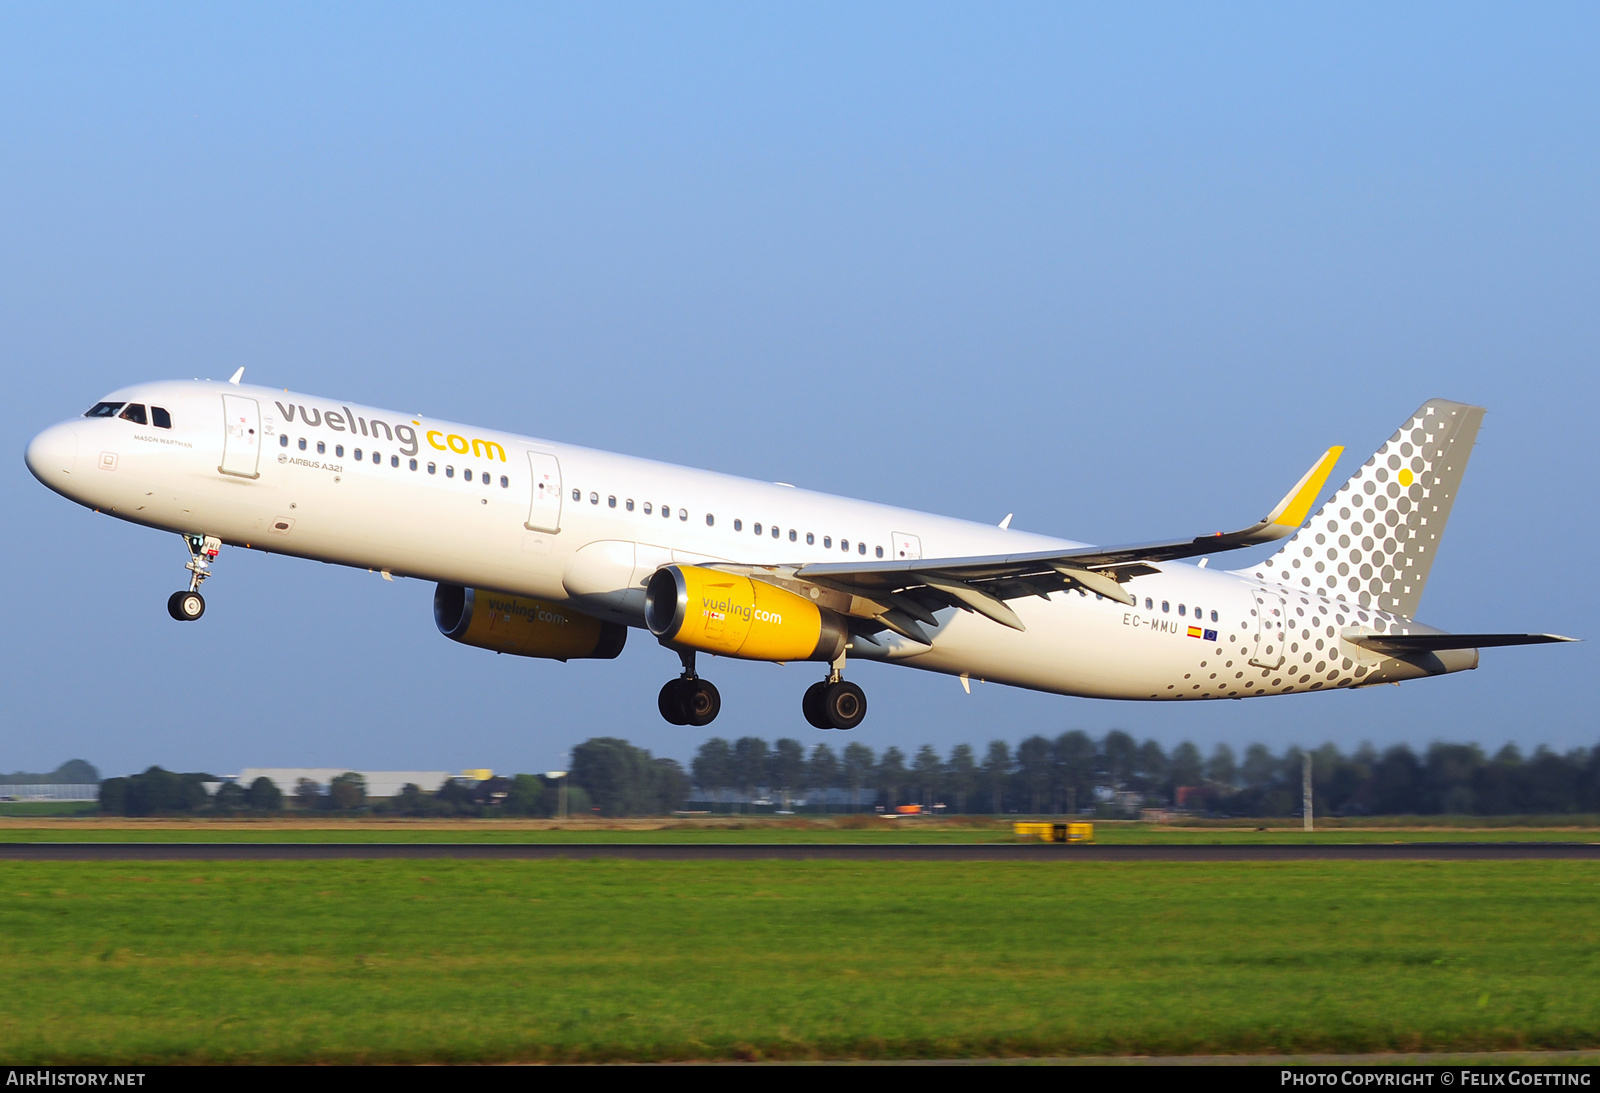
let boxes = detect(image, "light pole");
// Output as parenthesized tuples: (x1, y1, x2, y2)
(546, 770, 568, 822)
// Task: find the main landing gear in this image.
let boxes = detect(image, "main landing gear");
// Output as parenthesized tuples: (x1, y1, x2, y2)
(658, 649, 721, 727)
(802, 656, 867, 731)
(167, 534, 220, 622)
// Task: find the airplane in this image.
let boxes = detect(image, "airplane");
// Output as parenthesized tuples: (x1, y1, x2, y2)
(25, 371, 1574, 730)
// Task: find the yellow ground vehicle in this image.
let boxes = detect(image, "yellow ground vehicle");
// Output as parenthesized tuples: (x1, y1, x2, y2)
(1013, 821, 1094, 843)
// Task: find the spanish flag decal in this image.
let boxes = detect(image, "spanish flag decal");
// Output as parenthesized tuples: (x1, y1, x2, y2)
(1187, 626, 1203, 639)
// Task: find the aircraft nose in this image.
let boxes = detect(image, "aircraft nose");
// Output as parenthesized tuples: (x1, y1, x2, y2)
(25, 422, 80, 487)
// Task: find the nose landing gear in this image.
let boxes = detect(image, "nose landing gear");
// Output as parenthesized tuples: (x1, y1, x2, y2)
(168, 534, 221, 622)
(658, 649, 721, 727)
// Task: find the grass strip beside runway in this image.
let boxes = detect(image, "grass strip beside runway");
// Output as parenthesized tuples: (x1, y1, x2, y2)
(1, 860, 1596, 1062)
(3, 819, 1598, 843)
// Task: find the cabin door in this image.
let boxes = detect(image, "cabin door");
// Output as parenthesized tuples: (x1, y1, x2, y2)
(1249, 588, 1287, 670)
(218, 395, 262, 479)
(525, 451, 563, 533)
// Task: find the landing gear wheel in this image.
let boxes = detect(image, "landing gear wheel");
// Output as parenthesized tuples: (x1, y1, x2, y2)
(167, 590, 205, 622)
(658, 679, 691, 725)
(682, 679, 721, 727)
(822, 680, 867, 730)
(802, 681, 830, 729)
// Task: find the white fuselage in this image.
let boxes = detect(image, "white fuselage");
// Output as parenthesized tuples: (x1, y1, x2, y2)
(27, 380, 1463, 703)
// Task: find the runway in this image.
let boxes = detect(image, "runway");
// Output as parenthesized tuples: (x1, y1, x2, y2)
(1, 842, 1597, 861)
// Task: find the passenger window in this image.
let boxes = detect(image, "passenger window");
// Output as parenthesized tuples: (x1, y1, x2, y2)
(608, 496, 616, 508)
(824, 537, 831, 548)
(1211, 610, 1218, 622)
(626, 499, 634, 511)
(463, 466, 472, 480)
(279, 434, 289, 448)
(662, 504, 671, 519)
(427, 462, 435, 474)
(644, 502, 652, 514)
(841, 540, 849, 551)
(118, 404, 147, 425)
(151, 407, 172, 429)
(336, 445, 344, 458)
(858, 542, 866, 554)
(875, 545, 884, 558)
(1145, 597, 1153, 610)
(590, 492, 599, 504)
(572, 488, 580, 501)
(412, 459, 419, 471)
(790, 529, 797, 542)
(392, 456, 400, 468)
(317, 442, 326, 454)
(482, 472, 490, 484)
(706, 514, 715, 526)
(84, 402, 123, 418)
(446, 466, 454, 478)
(298, 437, 307, 450)
(806, 533, 814, 545)
(1179, 604, 1186, 616)
(1162, 601, 1170, 613)
(373, 451, 381, 464)
(679, 508, 688, 521)
(754, 523, 762, 535)
(771, 525, 779, 538)
(734, 519, 742, 531)
(354, 448, 363, 460)
(502, 476, 509, 488)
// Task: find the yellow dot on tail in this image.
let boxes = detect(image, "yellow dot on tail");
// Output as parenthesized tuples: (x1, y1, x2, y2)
(1399, 468, 1414, 486)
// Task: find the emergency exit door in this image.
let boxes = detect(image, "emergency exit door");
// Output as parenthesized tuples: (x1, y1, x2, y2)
(525, 451, 563, 533)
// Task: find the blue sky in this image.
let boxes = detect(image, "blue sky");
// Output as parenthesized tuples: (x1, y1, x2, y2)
(3, 3, 1595, 777)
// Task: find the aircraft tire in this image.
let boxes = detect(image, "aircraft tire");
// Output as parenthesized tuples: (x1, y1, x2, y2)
(657, 679, 690, 725)
(822, 680, 866, 730)
(167, 591, 205, 622)
(802, 681, 830, 729)
(683, 679, 721, 727)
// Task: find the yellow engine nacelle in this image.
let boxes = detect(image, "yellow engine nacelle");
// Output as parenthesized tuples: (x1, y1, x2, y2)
(433, 584, 627, 661)
(645, 565, 848, 662)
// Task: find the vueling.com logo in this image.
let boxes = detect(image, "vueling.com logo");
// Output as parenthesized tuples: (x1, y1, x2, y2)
(702, 596, 781, 625)
(485, 597, 570, 625)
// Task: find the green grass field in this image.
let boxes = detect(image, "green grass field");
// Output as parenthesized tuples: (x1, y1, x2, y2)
(2, 859, 1596, 1062)
(1, 816, 1597, 843)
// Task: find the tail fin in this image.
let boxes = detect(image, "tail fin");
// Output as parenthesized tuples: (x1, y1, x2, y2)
(1247, 399, 1484, 617)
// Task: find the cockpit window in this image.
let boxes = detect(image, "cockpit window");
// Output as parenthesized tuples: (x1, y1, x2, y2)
(84, 402, 123, 418)
(118, 404, 148, 425)
(151, 406, 172, 429)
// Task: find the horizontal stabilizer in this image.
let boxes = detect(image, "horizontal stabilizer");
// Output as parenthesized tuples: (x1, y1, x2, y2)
(1342, 630, 1578, 656)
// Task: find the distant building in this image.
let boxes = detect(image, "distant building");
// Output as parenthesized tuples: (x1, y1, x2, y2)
(0, 784, 99, 801)
(231, 769, 452, 798)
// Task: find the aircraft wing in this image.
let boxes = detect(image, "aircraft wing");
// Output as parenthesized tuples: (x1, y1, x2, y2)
(703, 445, 1344, 644)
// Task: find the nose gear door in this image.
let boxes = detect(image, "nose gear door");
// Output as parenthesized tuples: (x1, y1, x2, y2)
(1249, 588, 1287, 669)
(218, 395, 262, 479)
(525, 451, 563, 533)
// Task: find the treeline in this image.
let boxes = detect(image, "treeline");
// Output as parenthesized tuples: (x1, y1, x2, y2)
(95, 738, 688, 818)
(88, 733, 1600, 818)
(1, 759, 99, 785)
(687, 733, 1600, 817)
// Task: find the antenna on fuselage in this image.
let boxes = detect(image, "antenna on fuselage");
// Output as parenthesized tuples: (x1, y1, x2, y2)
(227, 367, 245, 385)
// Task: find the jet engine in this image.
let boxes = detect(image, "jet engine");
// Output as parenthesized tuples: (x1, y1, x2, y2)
(433, 583, 627, 661)
(645, 565, 848, 662)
